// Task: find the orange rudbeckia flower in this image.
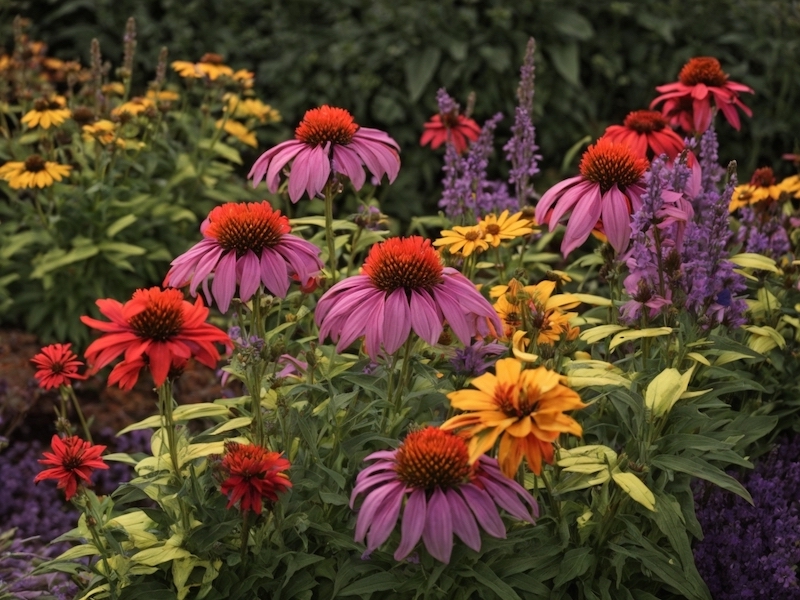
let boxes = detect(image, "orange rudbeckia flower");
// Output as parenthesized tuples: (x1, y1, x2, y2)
(442, 358, 585, 477)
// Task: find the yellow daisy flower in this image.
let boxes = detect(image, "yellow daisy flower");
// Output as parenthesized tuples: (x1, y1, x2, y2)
(146, 89, 180, 103)
(779, 175, 800, 199)
(730, 167, 784, 211)
(0, 155, 71, 189)
(232, 69, 255, 89)
(101, 82, 125, 96)
(216, 119, 257, 147)
(172, 53, 234, 80)
(224, 94, 280, 123)
(433, 224, 488, 257)
(111, 97, 154, 118)
(442, 357, 585, 476)
(491, 279, 580, 343)
(82, 120, 119, 146)
(479, 210, 535, 247)
(21, 96, 71, 129)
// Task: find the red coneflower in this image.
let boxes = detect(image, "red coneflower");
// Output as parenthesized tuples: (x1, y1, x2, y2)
(650, 57, 753, 134)
(81, 287, 230, 390)
(602, 110, 685, 161)
(164, 201, 323, 313)
(316, 236, 501, 359)
(30, 343, 86, 390)
(219, 442, 292, 514)
(249, 105, 400, 203)
(34, 435, 108, 500)
(535, 139, 649, 255)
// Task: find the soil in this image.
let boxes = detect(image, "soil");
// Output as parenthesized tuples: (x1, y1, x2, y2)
(0, 328, 227, 446)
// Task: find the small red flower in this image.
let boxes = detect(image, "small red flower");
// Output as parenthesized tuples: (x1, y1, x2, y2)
(219, 442, 292, 514)
(34, 435, 108, 500)
(30, 343, 86, 390)
(81, 287, 230, 390)
(650, 57, 753, 134)
(420, 112, 481, 154)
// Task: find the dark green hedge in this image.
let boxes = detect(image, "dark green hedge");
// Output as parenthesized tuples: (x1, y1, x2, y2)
(5, 0, 800, 220)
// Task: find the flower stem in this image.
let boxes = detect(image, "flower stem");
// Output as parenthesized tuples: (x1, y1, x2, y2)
(324, 184, 338, 285)
(157, 380, 181, 480)
(65, 385, 92, 443)
(392, 337, 415, 415)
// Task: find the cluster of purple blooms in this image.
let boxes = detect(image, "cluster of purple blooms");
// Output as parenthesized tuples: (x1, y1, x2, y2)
(735, 203, 791, 259)
(437, 39, 540, 219)
(694, 436, 800, 598)
(621, 127, 748, 328)
(449, 340, 507, 378)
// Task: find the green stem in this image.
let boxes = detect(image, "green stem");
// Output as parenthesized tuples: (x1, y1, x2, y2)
(157, 380, 181, 480)
(79, 495, 118, 600)
(240, 510, 250, 563)
(248, 289, 266, 447)
(540, 468, 561, 521)
(392, 337, 415, 415)
(324, 185, 338, 285)
(345, 226, 363, 276)
(65, 386, 92, 443)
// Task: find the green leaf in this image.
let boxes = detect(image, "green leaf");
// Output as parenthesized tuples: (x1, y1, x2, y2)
(197, 139, 243, 164)
(651, 455, 753, 504)
(339, 573, 399, 596)
(552, 10, 595, 40)
(547, 42, 580, 86)
(30, 244, 99, 278)
(98, 241, 147, 256)
(105, 214, 138, 238)
(463, 563, 522, 600)
(404, 47, 441, 102)
(553, 547, 594, 587)
(1, 230, 49, 259)
(612, 471, 655, 511)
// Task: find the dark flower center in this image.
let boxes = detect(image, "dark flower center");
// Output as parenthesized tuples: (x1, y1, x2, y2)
(579, 139, 648, 194)
(200, 53, 225, 65)
(24, 155, 45, 172)
(623, 110, 667, 133)
(750, 167, 776, 188)
(679, 57, 728, 87)
(394, 427, 471, 490)
(362, 236, 443, 293)
(33, 97, 63, 111)
(205, 201, 289, 256)
(295, 105, 358, 146)
(441, 112, 460, 128)
(127, 289, 185, 341)
(485, 224, 501, 236)
(495, 383, 539, 418)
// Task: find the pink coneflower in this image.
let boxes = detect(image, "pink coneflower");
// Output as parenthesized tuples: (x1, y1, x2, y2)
(164, 201, 322, 313)
(602, 110, 685, 161)
(248, 106, 400, 203)
(31, 343, 86, 390)
(351, 427, 537, 563)
(650, 57, 753, 134)
(535, 139, 648, 256)
(315, 236, 501, 358)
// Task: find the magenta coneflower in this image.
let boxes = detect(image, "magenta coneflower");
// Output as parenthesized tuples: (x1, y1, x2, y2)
(350, 427, 537, 563)
(650, 57, 753, 134)
(315, 236, 501, 358)
(249, 105, 400, 203)
(164, 201, 323, 313)
(602, 110, 685, 161)
(535, 139, 648, 256)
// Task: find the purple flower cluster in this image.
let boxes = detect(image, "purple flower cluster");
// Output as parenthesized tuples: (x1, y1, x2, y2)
(449, 340, 507, 378)
(438, 113, 517, 220)
(504, 38, 541, 208)
(436, 88, 460, 116)
(0, 536, 77, 599)
(694, 436, 800, 598)
(681, 128, 747, 328)
(621, 156, 693, 323)
(735, 205, 791, 259)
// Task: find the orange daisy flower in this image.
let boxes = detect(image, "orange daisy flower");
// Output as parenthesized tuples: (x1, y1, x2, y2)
(442, 358, 585, 477)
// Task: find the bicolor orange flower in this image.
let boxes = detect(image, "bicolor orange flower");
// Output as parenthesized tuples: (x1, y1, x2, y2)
(442, 358, 585, 477)
(490, 279, 580, 344)
(219, 442, 292, 514)
(34, 435, 108, 500)
(81, 287, 230, 389)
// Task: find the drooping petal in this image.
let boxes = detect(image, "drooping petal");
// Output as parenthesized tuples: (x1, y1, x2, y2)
(211, 251, 238, 313)
(421, 487, 454, 563)
(394, 488, 427, 561)
(446, 489, 481, 552)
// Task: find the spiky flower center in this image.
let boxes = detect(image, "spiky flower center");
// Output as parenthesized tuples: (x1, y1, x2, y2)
(127, 288, 185, 341)
(394, 427, 471, 489)
(205, 201, 290, 256)
(679, 57, 728, 87)
(494, 382, 540, 418)
(24, 155, 45, 172)
(750, 167, 776, 188)
(200, 53, 225, 65)
(579, 139, 648, 194)
(33, 97, 64, 111)
(222, 442, 271, 478)
(295, 106, 358, 146)
(623, 110, 667, 133)
(441, 112, 460, 128)
(363, 236, 443, 293)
